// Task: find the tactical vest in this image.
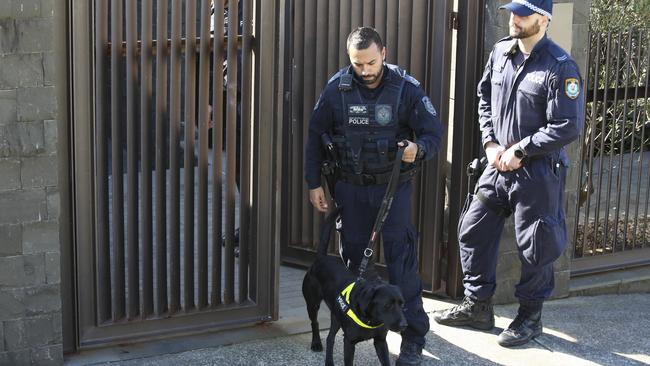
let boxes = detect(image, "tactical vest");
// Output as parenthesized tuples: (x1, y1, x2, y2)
(331, 64, 407, 176)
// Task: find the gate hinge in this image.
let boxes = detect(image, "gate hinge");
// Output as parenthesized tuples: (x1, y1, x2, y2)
(449, 11, 459, 30)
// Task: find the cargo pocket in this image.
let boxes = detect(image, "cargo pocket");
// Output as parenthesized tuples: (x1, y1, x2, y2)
(529, 216, 567, 267)
(382, 226, 418, 283)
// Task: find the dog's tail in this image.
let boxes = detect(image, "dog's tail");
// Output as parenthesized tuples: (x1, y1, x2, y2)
(317, 206, 342, 257)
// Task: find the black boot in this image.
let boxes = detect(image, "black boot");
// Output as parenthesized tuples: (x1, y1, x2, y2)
(433, 296, 494, 330)
(396, 339, 423, 366)
(497, 302, 543, 347)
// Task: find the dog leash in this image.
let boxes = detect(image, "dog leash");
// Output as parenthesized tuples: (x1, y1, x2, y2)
(357, 141, 408, 280)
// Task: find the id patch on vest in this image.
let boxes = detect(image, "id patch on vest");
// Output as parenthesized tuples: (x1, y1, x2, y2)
(348, 105, 368, 115)
(565, 78, 580, 99)
(375, 104, 392, 125)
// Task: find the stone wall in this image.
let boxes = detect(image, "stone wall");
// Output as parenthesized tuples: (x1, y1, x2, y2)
(0, 0, 63, 364)
(482, 0, 592, 304)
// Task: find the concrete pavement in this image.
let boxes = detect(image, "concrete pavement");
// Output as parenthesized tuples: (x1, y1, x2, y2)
(80, 293, 650, 366)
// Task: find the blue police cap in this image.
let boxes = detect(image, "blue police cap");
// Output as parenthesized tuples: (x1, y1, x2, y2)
(500, 0, 553, 20)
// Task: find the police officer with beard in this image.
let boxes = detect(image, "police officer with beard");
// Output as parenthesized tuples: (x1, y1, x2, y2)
(305, 27, 443, 365)
(433, 0, 584, 347)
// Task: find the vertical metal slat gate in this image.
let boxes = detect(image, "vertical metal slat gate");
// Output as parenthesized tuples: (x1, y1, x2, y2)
(280, 0, 484, 296)
(67, 0, 280, 349)
(572, 27, 650, 274)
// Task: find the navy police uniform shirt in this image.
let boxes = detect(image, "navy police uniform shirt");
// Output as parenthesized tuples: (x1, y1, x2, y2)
(305, 65, 444, 189)
(478, 35, 584, 162)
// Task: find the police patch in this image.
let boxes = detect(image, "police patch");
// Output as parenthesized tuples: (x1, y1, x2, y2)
(565, 78, 580, 99)
(375, 105, 392, 125)
(422, 96, 437, 116)
(348, 116, 369, 125)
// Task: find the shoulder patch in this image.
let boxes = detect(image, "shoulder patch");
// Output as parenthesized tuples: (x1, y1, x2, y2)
(421, 96, 437, 116)
(565, 78, 580, 99)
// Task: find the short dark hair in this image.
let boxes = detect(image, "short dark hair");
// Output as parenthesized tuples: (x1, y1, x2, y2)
(346, 27, 384, 51)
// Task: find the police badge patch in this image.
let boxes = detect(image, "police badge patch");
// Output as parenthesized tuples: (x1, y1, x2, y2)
(565, 78, 580, 99)
(375, 105, 392, 125)
(422, 96, 437, 116)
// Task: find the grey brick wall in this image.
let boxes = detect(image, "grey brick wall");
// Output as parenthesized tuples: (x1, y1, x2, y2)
(0, 0, 63, 364)
(481, 0, 591, 304)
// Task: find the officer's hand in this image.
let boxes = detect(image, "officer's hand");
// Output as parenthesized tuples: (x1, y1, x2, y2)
(309, 187, 329, 213)
(499, 145, 523, 171)
(398, 140, 417, 163)
(485, 142, 506, 169)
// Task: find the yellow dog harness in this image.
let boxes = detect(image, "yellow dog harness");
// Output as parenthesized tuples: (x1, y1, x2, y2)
(336, 282, 384, 329)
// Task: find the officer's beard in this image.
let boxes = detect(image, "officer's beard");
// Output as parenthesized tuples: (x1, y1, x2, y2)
(510, 19, 541, 39)
(361, 66, 384, 86)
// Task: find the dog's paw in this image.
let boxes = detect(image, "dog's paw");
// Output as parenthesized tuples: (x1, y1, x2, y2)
(310, 341, 323, 352)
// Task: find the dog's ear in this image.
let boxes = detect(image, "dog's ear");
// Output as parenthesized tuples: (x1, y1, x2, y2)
(355, 284, 378, 314)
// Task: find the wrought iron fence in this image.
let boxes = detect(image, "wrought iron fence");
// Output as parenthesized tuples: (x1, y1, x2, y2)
(573, 27, 650, 274)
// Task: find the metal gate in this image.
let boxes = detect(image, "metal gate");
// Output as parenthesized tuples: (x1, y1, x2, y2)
(64, 0, 281, 350)
(572, 26, 650, 275)
(279, 0, 485, 297)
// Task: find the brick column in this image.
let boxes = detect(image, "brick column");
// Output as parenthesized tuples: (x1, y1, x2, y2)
(0, 0, 63, 363)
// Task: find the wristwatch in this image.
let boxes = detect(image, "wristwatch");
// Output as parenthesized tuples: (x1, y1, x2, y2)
(514, 143, 527, 160)
(415, 143, 426, 161)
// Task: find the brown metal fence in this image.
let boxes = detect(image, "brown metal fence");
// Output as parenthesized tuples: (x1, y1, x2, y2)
(66, 0, 279, 349)
(572, 27, 650, 275)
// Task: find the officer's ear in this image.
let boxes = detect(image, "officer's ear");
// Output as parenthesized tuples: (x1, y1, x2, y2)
(381, 47, 386, 63)
(540, 15, 550, 30)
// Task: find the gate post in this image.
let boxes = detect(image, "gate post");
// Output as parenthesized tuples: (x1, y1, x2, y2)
(447, 0, 486, 299)
(257, 0, 283, 321)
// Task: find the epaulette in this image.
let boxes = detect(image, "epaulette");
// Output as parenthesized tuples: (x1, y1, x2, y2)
(496, 35, 514, 44)
(547, 42, 570, 62)
(497, 38, 518, 57)
(404, 74, 420, 87)
(387, 64, 419, 86)
(327, 69, 345, 84)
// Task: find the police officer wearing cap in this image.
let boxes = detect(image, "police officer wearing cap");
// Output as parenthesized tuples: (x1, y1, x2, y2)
(305, 27, 443, 365)
(433, 0, 584, 347)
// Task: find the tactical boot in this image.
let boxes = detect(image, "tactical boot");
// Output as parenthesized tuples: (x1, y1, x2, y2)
(433, 296, 494, 330)
(396, 340, 423, 366)
(497, 303, 543, 347)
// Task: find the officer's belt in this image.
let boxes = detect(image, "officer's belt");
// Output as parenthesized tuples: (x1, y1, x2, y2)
(475, 190, 512, 218)
(339, 168, 418, 186)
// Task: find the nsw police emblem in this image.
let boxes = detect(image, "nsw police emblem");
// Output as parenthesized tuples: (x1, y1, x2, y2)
(422, 96, 437, 116)
(565, 78, 580, 99)
(375, 105, 392, 125)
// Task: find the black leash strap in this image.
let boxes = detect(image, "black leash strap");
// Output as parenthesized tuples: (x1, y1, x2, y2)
(357, 142, 407, 279)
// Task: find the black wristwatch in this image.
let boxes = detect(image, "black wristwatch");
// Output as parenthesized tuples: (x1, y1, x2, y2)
(415, 143, 426, 161)
(514, 144, 526, 160)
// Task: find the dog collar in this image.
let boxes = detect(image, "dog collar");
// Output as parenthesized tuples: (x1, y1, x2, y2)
(336, 282, 383, 329)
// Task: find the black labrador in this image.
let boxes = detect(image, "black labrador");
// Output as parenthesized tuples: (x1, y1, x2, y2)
(302, 207, 408, 366)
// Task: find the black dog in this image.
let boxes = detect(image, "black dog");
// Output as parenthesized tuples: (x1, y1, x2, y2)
(303, 207, 407, 366)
